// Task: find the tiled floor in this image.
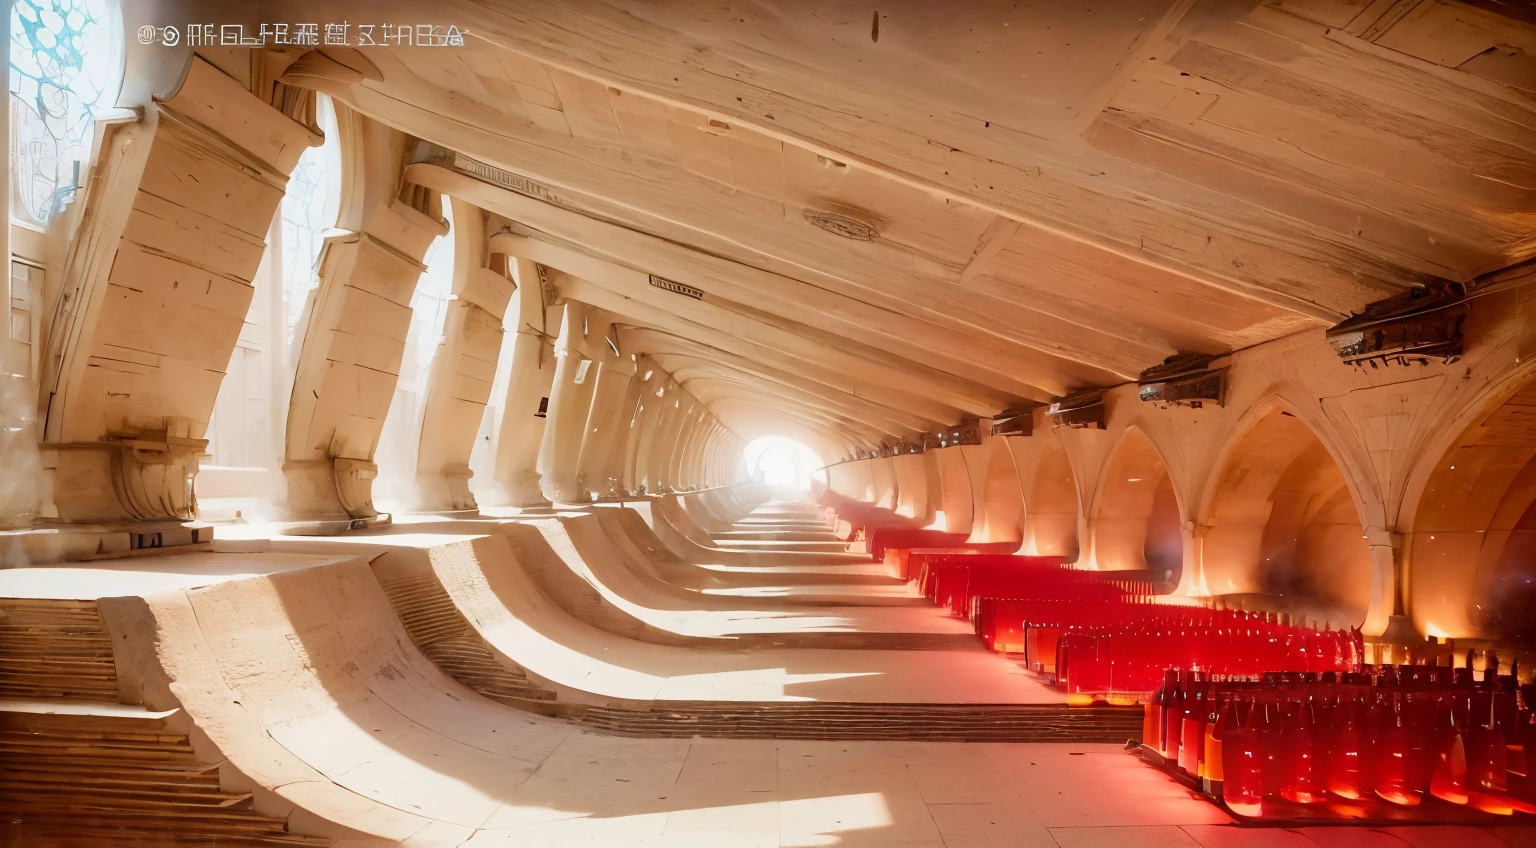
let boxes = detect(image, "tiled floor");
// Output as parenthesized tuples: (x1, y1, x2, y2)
(459, 738, 1531, 847)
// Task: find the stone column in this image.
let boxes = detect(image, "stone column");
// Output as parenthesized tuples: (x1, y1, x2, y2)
(37, 57, 316, 532)
(488, 257, 557, 508)
(640, 381, 682, 493)
(536, 302, 599, 505)
(668, 405, 702, 490)
(574, 350, 636, 502)
(282, 109, 446, 526)
(660, 397, 698, 493)
(411, 202, 514, 512)
(604, 365, 646, 497)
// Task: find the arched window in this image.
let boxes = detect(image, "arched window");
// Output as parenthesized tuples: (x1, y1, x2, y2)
(201, 94, 340, 518)
(9, 0, 123, 226)
(279, 95, 340, 346)
(373, 201, 455, 508)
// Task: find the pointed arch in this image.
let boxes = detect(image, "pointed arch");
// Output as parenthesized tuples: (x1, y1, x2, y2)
(1197, 396, 1373, 627)
(1089, 425, 1182, 579)
(973, 439, 1025, 545)
(1008, 428, 1080, 558)
(1402, 375, 1536, 641)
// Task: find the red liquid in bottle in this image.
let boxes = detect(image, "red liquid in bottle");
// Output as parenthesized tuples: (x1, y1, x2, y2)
(1430, 694, 1470, 805)
(1221, 697, 1263, 818)
(1375, 695, 1422, 806)
(1179, 678, 1207, 776)
(1281, 694, 1322, 803)
(1325, 695, 1365, 800)
(1164, 672, 1185, 763)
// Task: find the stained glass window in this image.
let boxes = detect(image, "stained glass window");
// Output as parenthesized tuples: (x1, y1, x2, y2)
(9, 0, 122, 226)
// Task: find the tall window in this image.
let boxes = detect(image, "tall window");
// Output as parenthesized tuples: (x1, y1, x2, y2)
(280, 96, 339, 346)
(374, 202, 455, 507)
(204, 96, 340, 486)
(9, 0, 122, 227)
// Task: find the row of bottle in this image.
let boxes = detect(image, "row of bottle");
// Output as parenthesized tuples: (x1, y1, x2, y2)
(1052, 609, 1363, 694)
(1143, 663, 1535, 818)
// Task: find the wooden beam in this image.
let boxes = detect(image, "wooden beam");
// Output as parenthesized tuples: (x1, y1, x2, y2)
(958, 215, 1023, 287)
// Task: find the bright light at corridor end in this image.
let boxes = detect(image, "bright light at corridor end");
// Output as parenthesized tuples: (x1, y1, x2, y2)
(741, 436, 821, 490)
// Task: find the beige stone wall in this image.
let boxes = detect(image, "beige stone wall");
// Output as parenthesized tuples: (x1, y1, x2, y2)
(829, 288, 1536, 640)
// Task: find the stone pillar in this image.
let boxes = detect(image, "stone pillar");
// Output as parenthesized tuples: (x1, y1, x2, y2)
(621, 366, 660, 494)
(605, 366, 646, 497)
(1174, 522, 1210, 597)
(1366, 528, 1412, 641)
(411, 202, 514, 512)
(537, 302, 599, 505)
(668, 405, 701, 490)
(694, 422, 719, 488)
(488, 257, 557, 508)
(641, 382, 683, 493)
(661, 398, 698, 493)
(282, 109, 446, 526)
(574, 352, 635, 501)
(38, 57, 316, 531)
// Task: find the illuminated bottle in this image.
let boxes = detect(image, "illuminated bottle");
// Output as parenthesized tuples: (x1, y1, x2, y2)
(1280, 693, 1322, 803)
(1179, 676, 1207, 776)
(1325, 693, 1365, 799)
(1202, 693, 1231, 795)
(1256, 698, 1284, 798)
(1468, 668, 1509, 795)
(1430, 694, 1470, 805)
(1164, 672, 1185, 763)
(1221, 697, 1263, 818)
(1375, 694, 1422, 806)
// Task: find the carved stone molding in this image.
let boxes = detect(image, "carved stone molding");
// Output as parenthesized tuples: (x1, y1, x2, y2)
(439, 463, 477, 512)
(332, 457, 381, 520)
(108, 431, 206, 522)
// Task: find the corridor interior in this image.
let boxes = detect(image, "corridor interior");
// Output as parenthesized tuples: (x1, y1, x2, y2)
(1, 0, 1536, 846)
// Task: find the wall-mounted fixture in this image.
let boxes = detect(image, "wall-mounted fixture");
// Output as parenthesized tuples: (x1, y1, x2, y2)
(1048, 390, 1105, 429)
(990, 406, 1036, 437)
(1325, 281, 1467, 369)
(932, 418, 983, 448)
(1138, 353, 1227, 408)
(649, 274, 704, 299)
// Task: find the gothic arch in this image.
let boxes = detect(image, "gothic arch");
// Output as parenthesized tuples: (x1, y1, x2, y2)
(1088, 424, 1182, 578)
(1196, 395, 1374, 627)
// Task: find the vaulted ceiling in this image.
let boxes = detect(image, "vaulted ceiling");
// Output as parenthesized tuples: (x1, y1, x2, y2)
(266, 0, 1536, 454)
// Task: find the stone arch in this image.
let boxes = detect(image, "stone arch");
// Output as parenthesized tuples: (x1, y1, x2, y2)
(1196, 396, 1374, 627)
(934, 447, 974, 535)
(1089, 425, 1182, 578)
(1009, 429, 1080, 558)
(972, 440, 1025, 545)
(1400, 363, 1536, 641)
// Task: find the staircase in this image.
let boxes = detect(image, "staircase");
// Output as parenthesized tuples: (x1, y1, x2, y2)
(573, 700, 1142, 742)
(0, 598, 332, 847)
(378, 574, 558, 704)
(375, 572, 1143, 743)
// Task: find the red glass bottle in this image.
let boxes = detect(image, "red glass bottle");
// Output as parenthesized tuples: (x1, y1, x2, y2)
(1375, 694, 1422, 806)
(1468, 681, 1509, 795)
(1179, 676, 1208, 776)
(1430, 693, 1470, 805)
(1164, 671, 1185, 763)
(1221, 697, 1263, 818)
(1326, 693, 1365, 799)
(1281, 693, 1322, 803)
(1203, 693, 1231, 795)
